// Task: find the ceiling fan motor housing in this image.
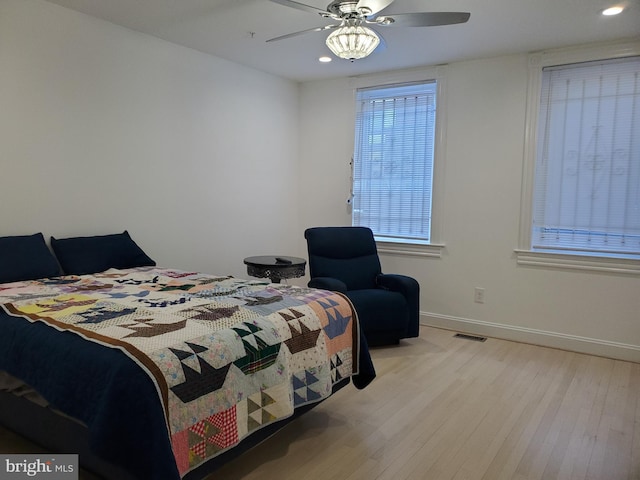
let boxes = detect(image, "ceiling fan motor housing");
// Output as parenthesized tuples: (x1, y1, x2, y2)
(327, 1, 370, 18)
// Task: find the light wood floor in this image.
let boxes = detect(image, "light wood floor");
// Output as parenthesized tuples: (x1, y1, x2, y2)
(1, 326, 638, 479)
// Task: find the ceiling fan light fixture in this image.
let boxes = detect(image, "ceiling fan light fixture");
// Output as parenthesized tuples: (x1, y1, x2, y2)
(325, 24, 380, 60)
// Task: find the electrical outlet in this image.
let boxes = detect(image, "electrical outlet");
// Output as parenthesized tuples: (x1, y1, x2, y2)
(474, 287, 485, 304)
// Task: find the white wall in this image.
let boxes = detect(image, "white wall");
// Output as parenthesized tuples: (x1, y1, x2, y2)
(299, 55, 640, 362)
(0, 0, 301, 278)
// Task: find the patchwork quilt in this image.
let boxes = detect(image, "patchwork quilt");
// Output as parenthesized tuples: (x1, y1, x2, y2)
(0, 267, 360, 477)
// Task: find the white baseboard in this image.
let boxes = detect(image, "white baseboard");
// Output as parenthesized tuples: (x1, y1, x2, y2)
(421, 312, 640, 364)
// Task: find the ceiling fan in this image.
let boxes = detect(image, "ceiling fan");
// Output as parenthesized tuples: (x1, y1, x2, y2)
(267, 0, 470, 60)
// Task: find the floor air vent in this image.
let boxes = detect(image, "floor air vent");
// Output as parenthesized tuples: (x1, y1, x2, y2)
(454, 333, 487, 342)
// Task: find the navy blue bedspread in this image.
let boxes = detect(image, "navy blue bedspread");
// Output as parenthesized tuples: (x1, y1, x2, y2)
(0, 309, 375, 479)
(0, 309, 177, 479)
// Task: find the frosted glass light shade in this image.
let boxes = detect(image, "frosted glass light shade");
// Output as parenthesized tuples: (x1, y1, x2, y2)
(325, 25, 380, 60)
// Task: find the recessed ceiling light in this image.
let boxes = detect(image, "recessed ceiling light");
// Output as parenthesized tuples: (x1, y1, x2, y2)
(319, 56, 332, 63)
(602, 5, 624, 15)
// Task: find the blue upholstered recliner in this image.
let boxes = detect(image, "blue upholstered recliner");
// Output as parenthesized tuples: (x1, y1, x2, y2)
(304, 226, 420, 346)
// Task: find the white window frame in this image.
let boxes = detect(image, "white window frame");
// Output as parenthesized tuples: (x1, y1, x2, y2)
(517, 40, 640, 275)
(349, 66, 448, 258)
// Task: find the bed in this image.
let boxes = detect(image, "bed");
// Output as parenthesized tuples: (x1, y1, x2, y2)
(0, 232, 375, 480)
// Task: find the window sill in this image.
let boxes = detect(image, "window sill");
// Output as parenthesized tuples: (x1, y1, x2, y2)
(514, 249, 640, 275)
(376, 239, 444, 258)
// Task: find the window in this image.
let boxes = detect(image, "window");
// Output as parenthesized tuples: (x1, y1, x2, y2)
(532, 56, 640, 259)
(352, 81, 436, 243)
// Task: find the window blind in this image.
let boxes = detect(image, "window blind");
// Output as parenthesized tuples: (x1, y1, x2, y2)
(532, 56, 640, 257)
(352, 81, 437, 241)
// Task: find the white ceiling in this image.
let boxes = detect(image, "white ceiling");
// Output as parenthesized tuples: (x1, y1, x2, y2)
(43, 0, 640, 82)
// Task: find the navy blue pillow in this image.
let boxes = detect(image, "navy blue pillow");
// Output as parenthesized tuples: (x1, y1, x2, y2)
(0, 233, 61, 283)
(51, 231, 156, 275)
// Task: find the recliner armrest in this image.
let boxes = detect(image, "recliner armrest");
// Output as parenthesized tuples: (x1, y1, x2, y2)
(376, 273, 420, 338)
(308, 277, 348, 294)
(376, 273, 419, 298)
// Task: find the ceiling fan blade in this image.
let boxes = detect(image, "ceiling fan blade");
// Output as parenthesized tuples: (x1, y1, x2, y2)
(378, 12, 470, 27)
(356, 0, 394, 16)
(268, 0, 328, 15)
(266, 24, 340, 42)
